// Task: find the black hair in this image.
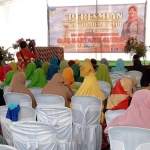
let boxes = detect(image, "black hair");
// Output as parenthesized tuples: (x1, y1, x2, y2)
(133, 54, 139, 59)
(140, 68, 150, 87)
(19, 41, 27, 49)
(91, 58, 97, 65)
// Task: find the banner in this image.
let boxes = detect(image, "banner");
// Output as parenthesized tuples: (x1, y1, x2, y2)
(49, 4, 145, 53)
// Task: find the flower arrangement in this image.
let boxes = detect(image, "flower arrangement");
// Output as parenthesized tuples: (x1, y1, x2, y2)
(124, 37, 147, 58)
(12, 38, 24, 49)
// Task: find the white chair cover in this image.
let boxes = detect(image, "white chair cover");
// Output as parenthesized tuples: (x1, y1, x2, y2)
(35, 94, 65, 106)
(111, 77, 118, 87)
(108, 126, 150, 150)
(0, 145, 17, 150)
(25, 80, 30, 86)
(36, 105, 77, 150)
(29, 88, 42, 97)
(105, 110, 126, 125)
(0, 106, 36, 146)
(126, 71, 143, 87)
(72, 89, 77, 94)
(3, 92, 32, 108)
(10, 121, 57, 150)
(74, 82, 82, 85)
(71, 96, 102, 150)
(136, 143, 150, 150)
(3, 86, 9, 93)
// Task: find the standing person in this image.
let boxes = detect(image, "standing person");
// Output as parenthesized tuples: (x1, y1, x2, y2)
(16, 41, 37, 71)
(121, 5, 144, 42)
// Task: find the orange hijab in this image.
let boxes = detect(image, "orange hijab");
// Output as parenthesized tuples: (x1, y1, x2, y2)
(62, 67, 74, 88)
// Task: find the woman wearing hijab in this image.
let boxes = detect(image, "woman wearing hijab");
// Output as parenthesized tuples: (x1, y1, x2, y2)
(4, 70, 15, 86)
(42, 62, 50, 75)
(91, 58, 99, 71)
(46, 64, 58, 80)
(101, 58, 111, 71)
(50, 57, 60, 70)
(58, 60, 69, 73)
(9, 62, 17, 72)
(34, 59, 42, 68)
(3, 65, 12, 79)
(27, 68, 47, 88)
(7, 72, 36, 108)
(71, 64, 84, 82)
(111, 58, 127, 72)
(25, 63, 37, 80)
(41, 73, 74, 108)
(74, 59, 80, 65)
(80, 59, 95, 77)
(68, 60, 75, 67)
(107, 77, 136, 110)
(96, 64, 113, 88)
(105, 89, 150, 134)
(0, 66, 5, 106)
(132, 55, 143, 72)
(62, 68, 80, 90)
(121, 5, 144, 42)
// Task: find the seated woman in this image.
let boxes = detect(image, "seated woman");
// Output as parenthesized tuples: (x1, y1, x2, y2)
(111, 58, 127, 72)
(25, 63, 37, 80)
(4, 70, 15, 86)
(58, 60, 69, 73)
(3, 65, 12, 79)
(42, 62, 50, 76)
(132, 54, 143, 72)
(71, 64, 84, 82)
(74, 59, 80, 65)
(7, 72, 36, 108)
(47, 64, 58, 81)
(41, 73, 74, 108)
(9, 62, 17, 72)
(106, 78, 136, 110)
(101, 58, 111, 71)
(50, 57, 60, 70)
(91, 58, 99, 71)
(62, 68, 80, 90)
(80, 59, 95, 77)
(96, 64, 113, 89)
(68, 60, 75, 67)
(105, 89, 150, 134)
(27, 68, 47, 88)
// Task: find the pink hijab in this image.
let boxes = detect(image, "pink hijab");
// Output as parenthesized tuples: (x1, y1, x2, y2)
(105, 89, 150, 134)
(4, 65, 13, 79)
(127, 5, 139, 23)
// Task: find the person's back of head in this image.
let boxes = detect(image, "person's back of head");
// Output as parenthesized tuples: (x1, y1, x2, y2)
(133, 54, 139, 59)
(140, 68, 150, 87)
(19, 41, 27, 49)
(91, 58, 97, 65)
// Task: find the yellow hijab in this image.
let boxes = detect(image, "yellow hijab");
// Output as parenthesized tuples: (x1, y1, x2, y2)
(74, 59, 80, 65)
(80, 61, 94, 77)
(9, 62, 17, 72)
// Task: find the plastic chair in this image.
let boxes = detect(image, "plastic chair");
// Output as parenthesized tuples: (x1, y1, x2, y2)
(10, 121, 57, 150)
(71, 95, 102, 150)
(3, 92, 32, 108)
(29, 88, 42, 97)
(126, 71, 143, 87)
(136, 143, 150, 150)
(105, 110, 126, 125)
(0, 106, 36, 146)
(36, 105, 77, 150)
(35, 94, 65, 106)
(3, 86, 9, 93)
(0, 145, 17, 150)
(97, 81, 111, 98)
(108, 126, 150, 150)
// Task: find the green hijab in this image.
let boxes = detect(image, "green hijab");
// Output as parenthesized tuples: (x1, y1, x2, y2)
(58, 60, 69, 73)
(25, 63, 37, 80)
(27, 68, 47, 88)
(71, 64, 84, 82)
(4, 70, 15, 86)
(96, 64, 113, 88)
(42, 62, 50, 75)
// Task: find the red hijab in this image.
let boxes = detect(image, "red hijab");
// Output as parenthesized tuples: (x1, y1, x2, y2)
(0, 66, 4, 82)
(68, 60, 75, 67)
(127, 5, 139, 23)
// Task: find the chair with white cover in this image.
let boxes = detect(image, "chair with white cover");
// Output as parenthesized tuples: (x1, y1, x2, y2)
(136, 143, 150, 150)
(3, 86, 9, 93)
(105, 110, 126, 125)
(71, 95, 102, 150)
(35, 94, 65, 106)
(25, 80, 30, 86)
(72, 89, 77, 94)
(108, 126, 150, 150)
(0, 106, 36, 146)
(0, 145, 17, 150)
(97, 81, 111, 98)
(111, 77, 118, 87)
(10, 121, 57, 150)
(29, 88, 42, 97)
(74, 82, 82, 86)
(36, 105, 77, 150)
(126, 71, 143, 87)
(3, 92, 32, 108)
